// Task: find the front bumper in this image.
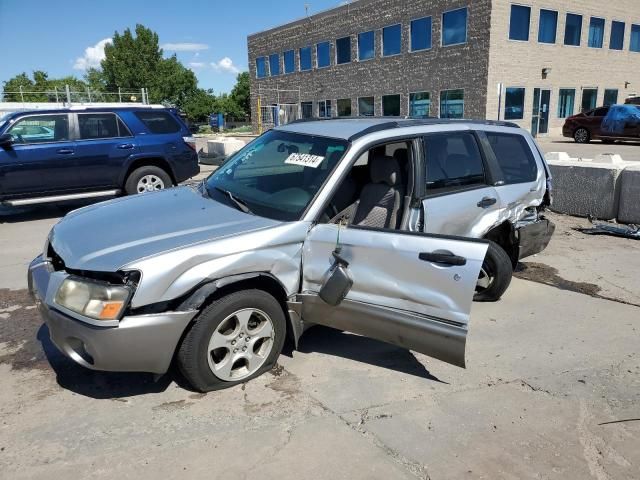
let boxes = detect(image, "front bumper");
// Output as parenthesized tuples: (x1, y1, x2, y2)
(517, 218, 556, 260)
(28, 256, 197, 374)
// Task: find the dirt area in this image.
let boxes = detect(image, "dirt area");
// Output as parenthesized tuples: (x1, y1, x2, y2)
(517, 211, 640, 306)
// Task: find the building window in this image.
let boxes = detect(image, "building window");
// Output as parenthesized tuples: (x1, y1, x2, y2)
(564, 13, 582, 46)
(440, 89, 464, 119)
(504, 87, 525, 120)
(300, 47, 312, 71)
(538, 9, 558, 44)
(337, 99, 352, 117)
(411, 17, 432, 51)
(442, 8, 468, 46)
(382, 24, 402, 56)
(301, 102, 313, 119)
(610, 22, 625, 50)
(336, 36, 352, 64)
(269, 53, 280, 76)
(581, 88, 598, 112)
(588, 17, 605, 48)
(631, 24, 640, 52)
(358, 31, 375, 60)
(558, 89, 576, 118)
(256, 57, 267, 78)
(604, 89, 619, 106)
(409, 92, 431, 118)
(358, 96, 375, 116)
(319, 100, 332, 118)
(509, 5, 531, 41)
(283, 50, 295, 74)
(382, 95, 401, 116)
(316, 42, 331, 68)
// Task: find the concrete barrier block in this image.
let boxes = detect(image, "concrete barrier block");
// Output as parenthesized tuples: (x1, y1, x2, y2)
(545, 152, 572, 162)
(594, 153, 624, 164)
(548, 161, 623, 220)
(207, 138, 245, 157)
(618, 166, 640, 224)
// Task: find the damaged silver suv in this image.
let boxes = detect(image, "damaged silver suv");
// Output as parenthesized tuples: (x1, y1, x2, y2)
(29, 118, 553, 392)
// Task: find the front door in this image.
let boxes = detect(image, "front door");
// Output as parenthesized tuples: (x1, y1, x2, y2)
(299, 224, 488, 367)
(531, 89, 551, 137)
(0, 113, 75, 198)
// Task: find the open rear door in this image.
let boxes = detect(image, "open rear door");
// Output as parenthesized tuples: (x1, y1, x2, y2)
(299, 224, 488, 367)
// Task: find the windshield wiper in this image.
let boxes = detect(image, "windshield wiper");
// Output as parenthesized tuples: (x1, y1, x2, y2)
(213, 187, 253, 215)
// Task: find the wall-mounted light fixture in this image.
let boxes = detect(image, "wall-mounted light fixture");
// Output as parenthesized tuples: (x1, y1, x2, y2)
(625, 81, 631, 89)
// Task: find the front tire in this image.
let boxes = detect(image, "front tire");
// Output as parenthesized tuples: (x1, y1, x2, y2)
(574, 128, 591, 144)
(177, 290, 286, 392)
(474, 241, 513, 302)
(124, 166, 172, 195)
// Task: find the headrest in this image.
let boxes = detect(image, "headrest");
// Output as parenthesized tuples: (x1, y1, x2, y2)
(370, 155, 401, 186)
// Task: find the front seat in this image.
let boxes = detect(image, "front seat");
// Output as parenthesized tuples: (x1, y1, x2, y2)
(351, 155, 404, 229)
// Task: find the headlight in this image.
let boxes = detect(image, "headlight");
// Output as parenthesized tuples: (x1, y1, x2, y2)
(54, 277, 132, 321)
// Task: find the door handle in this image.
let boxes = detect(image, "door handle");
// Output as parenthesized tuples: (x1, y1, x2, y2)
(117, 143, 134, 150)
(419, 252, 467, 266)
(477, 197, 497, 209)
(56, 148, 74, 155)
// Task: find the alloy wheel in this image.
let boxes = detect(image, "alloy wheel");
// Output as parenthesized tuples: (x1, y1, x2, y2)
(136, 175, 165, 193)
(476, 265, 495, 291)
(574, 129, 589, 143)
(207, 308, 275, 381)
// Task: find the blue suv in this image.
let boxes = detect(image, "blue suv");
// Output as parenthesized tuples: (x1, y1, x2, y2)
(0, 107, 200, 206)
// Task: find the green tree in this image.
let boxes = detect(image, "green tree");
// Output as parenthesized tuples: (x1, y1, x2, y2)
(101, 24, 197, 107)
(229, 72, 250, 119)
(182, 88, 217, 123)
(2, 71, 87, 102)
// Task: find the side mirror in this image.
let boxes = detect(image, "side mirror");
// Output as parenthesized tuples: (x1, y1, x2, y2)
(0, 133, 14, 146)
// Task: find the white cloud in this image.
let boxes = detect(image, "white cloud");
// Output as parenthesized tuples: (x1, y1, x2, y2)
(188, 61, 206, 70)
(162, 42, 209, 52)
(211, 57, 241, 74)
(73, 38, 112, 70)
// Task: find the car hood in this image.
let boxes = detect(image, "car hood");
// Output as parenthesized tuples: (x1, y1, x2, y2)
(49, 186, 280, 272)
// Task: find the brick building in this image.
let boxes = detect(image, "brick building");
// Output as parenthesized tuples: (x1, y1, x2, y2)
(248, 0, 640, 136)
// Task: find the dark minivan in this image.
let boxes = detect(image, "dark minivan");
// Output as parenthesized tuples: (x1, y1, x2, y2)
(0, 107, 199, 206)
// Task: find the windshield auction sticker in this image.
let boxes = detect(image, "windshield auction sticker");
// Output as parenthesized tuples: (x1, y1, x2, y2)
(285, 153, 325, 169)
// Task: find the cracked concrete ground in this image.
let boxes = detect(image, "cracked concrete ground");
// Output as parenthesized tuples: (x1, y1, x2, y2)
(0, 209, 638, 479)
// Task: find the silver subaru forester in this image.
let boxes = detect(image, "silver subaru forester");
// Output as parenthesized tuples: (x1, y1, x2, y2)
(29, 118, 554, 392)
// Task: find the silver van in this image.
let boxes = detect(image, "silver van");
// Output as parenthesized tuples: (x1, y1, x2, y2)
(29, 119, 554, 392)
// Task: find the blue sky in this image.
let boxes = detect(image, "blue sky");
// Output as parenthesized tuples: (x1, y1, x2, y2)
(0, 0, 341, 93)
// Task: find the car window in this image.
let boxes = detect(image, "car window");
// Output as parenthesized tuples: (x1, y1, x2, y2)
(134, 111, 181, 134)
(7, 115, 69, 144)
(424, 132, 486, 195)
(485, 132, 538, 184)
(593, 107, 609, 117)
(78, 113, 132, 140)
(206, 130, 348, 221)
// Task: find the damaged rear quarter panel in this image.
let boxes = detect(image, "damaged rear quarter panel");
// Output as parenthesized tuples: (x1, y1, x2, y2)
(124, 222, 312, 308)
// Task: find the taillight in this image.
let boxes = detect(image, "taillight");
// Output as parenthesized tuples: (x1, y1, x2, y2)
(183, 136, 197, 152)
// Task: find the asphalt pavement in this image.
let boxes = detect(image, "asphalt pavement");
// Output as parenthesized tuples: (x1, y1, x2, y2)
(0, 204, 638, 479)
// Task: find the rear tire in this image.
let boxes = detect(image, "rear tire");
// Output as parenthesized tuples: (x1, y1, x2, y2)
(474, 241, 513, 303)
(177, 290, 286, 392)
(124, 166, 172, 195)
(574, 128, 591, 144)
